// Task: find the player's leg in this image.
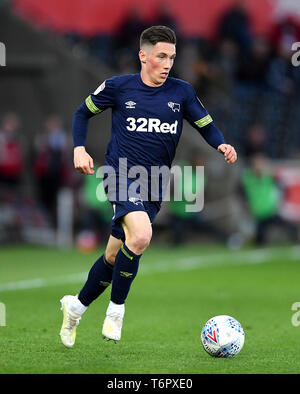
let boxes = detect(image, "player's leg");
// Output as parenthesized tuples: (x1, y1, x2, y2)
(110, 210, 152, 304)
(102, 211, 152, 342)
(121, 210, 152, 254)
(77, 235, 122, 306)
(59, 235, 122, 348)
(105, 234, 123, 264)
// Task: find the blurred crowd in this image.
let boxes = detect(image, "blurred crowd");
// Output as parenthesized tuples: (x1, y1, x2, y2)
(1, 1, 300, 248)
(65, 1, 300, 247)
(65, 1, 300, 159)
(0, 113, 74, 242)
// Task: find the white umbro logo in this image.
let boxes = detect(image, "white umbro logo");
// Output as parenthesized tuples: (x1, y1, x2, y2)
(125, 101, 136, 109)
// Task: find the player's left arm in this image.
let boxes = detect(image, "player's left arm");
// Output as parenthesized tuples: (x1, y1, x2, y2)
(183, 84, 237, 164)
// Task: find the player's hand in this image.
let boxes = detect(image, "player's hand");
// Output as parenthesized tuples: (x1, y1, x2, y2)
(73, 146, 95, 175)
(217, 144, 237, 164)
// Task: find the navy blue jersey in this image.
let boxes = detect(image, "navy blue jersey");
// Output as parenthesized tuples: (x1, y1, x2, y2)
(73, 73, 225, 202)
(85, 73, 213, 170)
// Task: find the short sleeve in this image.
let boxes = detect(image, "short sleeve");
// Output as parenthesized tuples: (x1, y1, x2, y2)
(85, 77, 116, 115)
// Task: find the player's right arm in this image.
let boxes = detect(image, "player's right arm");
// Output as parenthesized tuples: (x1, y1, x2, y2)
(72, 78, 116, 175)
(73, 146, 95, 175)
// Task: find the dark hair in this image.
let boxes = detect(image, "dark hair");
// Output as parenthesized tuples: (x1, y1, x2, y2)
(140, 25, 176, 48)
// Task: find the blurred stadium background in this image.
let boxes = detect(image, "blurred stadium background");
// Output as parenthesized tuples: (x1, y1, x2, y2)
(1, 0, 300, 250)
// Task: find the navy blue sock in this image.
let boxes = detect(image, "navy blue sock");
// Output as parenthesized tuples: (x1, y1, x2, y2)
(110, 243, 141, 305)
(78, 254, 114, 307)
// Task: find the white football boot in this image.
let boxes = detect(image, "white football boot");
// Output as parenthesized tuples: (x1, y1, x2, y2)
(59, 295, 86, 348)
(102, 301, 125, 343)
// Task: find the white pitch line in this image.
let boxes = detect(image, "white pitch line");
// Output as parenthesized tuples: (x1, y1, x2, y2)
(140, 245, 300, 273)
(0, 246, 299, 292)
(0, 272, 88, 292)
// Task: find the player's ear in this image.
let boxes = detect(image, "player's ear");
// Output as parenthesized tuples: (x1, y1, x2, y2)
(139, 49, 147, 64)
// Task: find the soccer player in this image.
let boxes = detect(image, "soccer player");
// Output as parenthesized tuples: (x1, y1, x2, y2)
(59, 26, 237, 347)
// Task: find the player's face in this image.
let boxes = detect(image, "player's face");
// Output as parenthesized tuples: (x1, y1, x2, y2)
(139, 42, 176, 87)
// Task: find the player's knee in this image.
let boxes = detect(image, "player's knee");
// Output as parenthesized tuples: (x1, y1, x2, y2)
(127, 231, 152, 254)
(136, 232, 152, 250)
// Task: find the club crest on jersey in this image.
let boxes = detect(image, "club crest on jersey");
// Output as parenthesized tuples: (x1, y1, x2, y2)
(168, 102, 180, 112)
(125, 101, 136, 109)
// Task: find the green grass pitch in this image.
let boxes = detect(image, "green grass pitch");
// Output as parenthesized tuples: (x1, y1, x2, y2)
(0, 243, 300, 374)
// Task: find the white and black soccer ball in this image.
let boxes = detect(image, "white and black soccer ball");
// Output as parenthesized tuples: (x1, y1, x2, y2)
(201, 315, 245, 358)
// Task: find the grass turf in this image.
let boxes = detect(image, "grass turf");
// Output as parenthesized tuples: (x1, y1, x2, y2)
(0, 243, 300, 374)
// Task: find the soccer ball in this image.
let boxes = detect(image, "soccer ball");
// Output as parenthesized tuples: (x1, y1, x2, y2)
(201, 315, 245, 358)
